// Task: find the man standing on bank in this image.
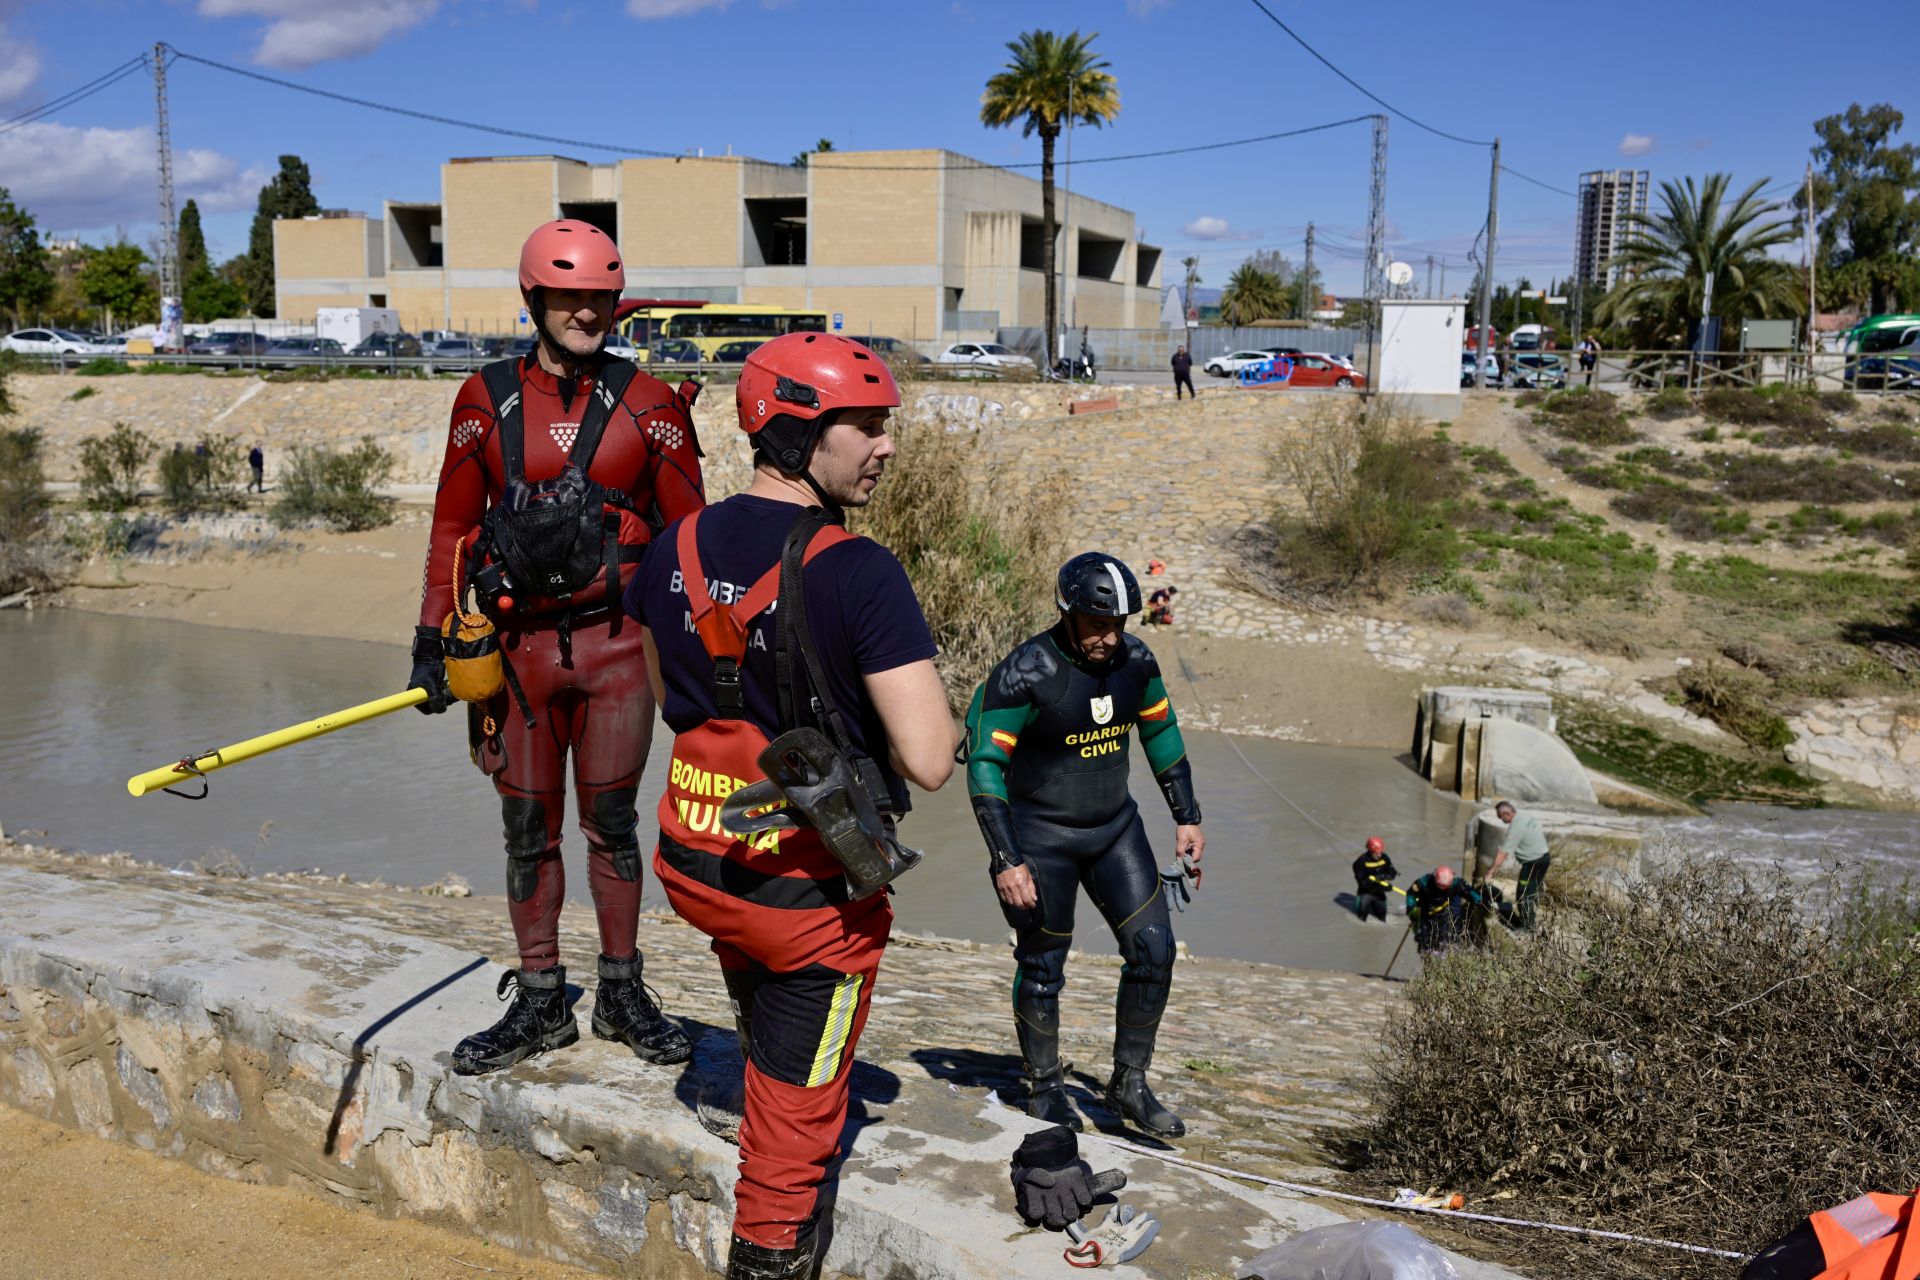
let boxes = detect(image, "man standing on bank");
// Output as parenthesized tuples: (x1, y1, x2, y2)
(628, 332, 954, 1279)
(1487, 799, 1550, 930)
(1171, 345, 1197, 400)
(407, 219, 706, 1076)
(964, 554, 1205, 1138)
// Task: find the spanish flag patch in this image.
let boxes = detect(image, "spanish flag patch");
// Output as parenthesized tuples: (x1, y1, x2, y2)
(1139, 697, 1170, 722)
(990, 729, 1020, 752)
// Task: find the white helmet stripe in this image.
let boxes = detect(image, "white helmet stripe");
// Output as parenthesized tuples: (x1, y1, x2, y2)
(1104, 561, 1129, 611)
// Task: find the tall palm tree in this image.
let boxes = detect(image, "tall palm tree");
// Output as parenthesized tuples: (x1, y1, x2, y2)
(1218, 263, 1286, 326)
(1596, 174, 1803, 348)
(980, 30, 1120, 366)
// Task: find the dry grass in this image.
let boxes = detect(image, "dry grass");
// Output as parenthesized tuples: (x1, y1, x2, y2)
(852, 417, 1066, 708)
(1360, 857, 1920, 1279)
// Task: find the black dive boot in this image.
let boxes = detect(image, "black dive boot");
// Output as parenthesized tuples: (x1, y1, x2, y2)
(1106, 1022, 1185, 1138)
(725, 1222, 817, 1280)
(1017, 1017, 1081, 1131)
(591, 953, 694, 1065)
(450, 965, 578, 1076)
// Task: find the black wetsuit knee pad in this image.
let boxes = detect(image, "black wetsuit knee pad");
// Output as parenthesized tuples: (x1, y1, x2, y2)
(589, 785, 642, 880)
(501, 794, 549, 903)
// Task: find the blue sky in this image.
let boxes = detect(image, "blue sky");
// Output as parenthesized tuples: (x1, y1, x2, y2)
(0, 0, 1910, 296)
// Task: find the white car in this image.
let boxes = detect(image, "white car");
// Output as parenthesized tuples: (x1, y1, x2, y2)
(2, 327, 107, 356)
(1203, 349, 1281, 377)
(933, 342, 1035, 371)
(1303, 351, 1356, 371)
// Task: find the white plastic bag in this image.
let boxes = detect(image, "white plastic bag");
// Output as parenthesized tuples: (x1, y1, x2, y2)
(1237, 1221, 1462, 1280)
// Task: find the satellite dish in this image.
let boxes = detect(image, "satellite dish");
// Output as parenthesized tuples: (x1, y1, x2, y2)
(1387, 261, 1415, 287)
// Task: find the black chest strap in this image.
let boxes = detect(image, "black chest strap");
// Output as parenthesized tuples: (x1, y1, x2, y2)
(478, 354, 642, 487)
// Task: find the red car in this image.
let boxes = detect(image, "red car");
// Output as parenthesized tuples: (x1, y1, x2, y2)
(1285, 353, 1366, 389)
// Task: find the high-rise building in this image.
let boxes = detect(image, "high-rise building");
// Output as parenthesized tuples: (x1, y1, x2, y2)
(1574, 169, 1650, 290)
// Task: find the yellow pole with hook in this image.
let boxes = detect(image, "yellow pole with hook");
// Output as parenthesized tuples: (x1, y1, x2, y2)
(126, 688, 429, 797)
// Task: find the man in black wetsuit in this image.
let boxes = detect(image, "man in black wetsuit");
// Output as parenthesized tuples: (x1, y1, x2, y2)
(964, 552, 1205, 1137)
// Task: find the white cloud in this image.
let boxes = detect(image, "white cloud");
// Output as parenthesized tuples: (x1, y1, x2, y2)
(1183, 215, 1232, 240)
(1618, 133, 1656, 157)
(626, 0, 732, 16)
(0, 121, 264, 232)
(0, 25, 38, 103)
(1126, 0, 1176, 14)
(198, 0, 439, 69)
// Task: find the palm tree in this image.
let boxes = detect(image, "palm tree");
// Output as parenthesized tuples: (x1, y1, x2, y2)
(980, 30, 1120, 366)
(1595, 174, 1803, 348)
(1217, 263, 1286, 326)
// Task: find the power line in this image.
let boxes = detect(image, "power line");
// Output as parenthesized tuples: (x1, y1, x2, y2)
(0, 53, 151, 135)
(169, 44, 1372, 175)
(1500, 165, 1576, 199)
(1243, 0, 1492, 148)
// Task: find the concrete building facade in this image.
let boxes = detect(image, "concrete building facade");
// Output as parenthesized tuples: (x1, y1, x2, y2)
(1573, 169, 1650, 290)
(274, 150, 1164, 343)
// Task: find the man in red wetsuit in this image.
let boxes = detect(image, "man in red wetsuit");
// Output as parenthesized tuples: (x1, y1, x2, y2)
(406, 219, 705, 1074)
(627, 333, 954, 1279)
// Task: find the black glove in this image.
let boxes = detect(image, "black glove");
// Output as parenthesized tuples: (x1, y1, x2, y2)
(408, 624, 454, 714)
(1009, 1125, 1127, 1230)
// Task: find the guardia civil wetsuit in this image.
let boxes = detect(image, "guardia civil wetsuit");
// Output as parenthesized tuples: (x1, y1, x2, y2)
(964, 623, 1200, 1127)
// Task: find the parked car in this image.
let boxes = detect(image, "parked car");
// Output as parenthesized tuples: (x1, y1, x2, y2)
(1204, 349, 1283, 377)
(190, 331, 276, 357)
(1461, 351, 1504, 388)
(603, 331, 635, 358)
(1282, 354, 1365, 389)
(1509, 353, 1568, 390)
(712, 339, 767, 363)
(648, 337, 702, 364)
(425, 338, 485, 373)
(854, 336, 929, 364)
(933, 341, 1035, 371)
(348, 331, 422, 359)
(2, 327, 108, 356)
(262, 337, 346, 367)
(1848, 341, 1920, 392)
(504, 335, 537, 359)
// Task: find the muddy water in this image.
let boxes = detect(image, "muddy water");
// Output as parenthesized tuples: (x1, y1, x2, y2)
(11, 609, 1911, 971)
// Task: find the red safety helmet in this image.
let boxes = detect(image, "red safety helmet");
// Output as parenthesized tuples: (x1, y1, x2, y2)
(518, 219, 625, 293)
(736, 333, 901, 473)
(1366, 836, 1385, 855)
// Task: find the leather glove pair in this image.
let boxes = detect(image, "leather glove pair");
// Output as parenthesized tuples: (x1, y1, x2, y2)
(408, 624, 454, 714)
(1009, 1125, 1127, 1231)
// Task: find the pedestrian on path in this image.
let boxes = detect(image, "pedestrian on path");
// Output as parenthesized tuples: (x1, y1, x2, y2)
(1171, 346, 1196, 400)
(247, 442, 264, 492)
(1577, 336, 1599, 388)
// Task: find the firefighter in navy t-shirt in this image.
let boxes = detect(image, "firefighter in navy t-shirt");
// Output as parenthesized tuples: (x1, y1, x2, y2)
(626, 333, 953, 1280)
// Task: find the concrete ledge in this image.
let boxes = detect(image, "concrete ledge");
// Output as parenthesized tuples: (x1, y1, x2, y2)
(0, 865, 1518, 1277)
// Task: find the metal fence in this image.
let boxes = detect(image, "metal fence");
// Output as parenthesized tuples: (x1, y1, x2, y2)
(994, 325, 1359, 370)
(1509, 349, 1919, 394)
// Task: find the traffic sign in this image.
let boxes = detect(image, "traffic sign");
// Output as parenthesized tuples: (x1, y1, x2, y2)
(832, 312, 844, 331)
(517, 308, 529, 325)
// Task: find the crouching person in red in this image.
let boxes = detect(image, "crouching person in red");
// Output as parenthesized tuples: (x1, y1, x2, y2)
(625, 333, 954, 1278)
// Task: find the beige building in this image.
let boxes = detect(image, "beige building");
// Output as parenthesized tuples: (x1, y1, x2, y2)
(274, 150, 1164, 342)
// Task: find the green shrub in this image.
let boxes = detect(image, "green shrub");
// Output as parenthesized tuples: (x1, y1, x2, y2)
(1363, 860, 1919, 1276)
(77, 421, 153, 511)
(1644, 386, 1692, 418)
(158, 436, 246, 518)
(1534, 387, 1637, 446)
(1269, 403, 1463, 594)
(269, 437, 396, 533)
(1700, 385, 1830, 431)
(1673, 662, 1793, 749)
(852, 416, 1065, 707)
(0, 426, 65, 594)
(67, 386, 95, 402)
(74, 357, 128, 376)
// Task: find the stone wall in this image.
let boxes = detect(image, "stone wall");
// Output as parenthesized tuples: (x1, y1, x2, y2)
(13, 371, 1186, 489)
(1786, 699, 1920, 800)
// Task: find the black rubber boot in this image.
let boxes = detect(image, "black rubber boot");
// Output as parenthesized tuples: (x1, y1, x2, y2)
(450, 965, 577, 1076)
(725, 1225, 817, 1280)
(1107, 1021, 1184, 1137)
(698, 970, 755, 1144)
(1016, 1017, 1081, 1131)
(591, 953, 694, 1065)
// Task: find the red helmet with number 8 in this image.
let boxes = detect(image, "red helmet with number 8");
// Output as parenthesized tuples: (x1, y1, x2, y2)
(736, 332, 901, 473)
(518, 219, 625, 293)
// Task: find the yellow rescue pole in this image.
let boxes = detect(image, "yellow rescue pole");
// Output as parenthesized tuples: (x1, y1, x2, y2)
(126, 688, 429, 798)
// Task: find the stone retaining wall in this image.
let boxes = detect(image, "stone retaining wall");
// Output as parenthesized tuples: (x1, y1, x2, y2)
(1786, 699, 1920, 800)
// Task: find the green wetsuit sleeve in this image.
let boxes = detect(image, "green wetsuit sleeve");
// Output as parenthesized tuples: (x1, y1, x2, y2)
(1136, 668, 1201, 825)
(964, 677, 1037, 871)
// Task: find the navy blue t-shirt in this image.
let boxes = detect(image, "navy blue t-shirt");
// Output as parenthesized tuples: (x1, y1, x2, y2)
(626, 493, 937, 811)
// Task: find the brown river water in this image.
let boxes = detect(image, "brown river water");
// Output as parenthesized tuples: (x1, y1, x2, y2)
(5, 609, 1914, 971)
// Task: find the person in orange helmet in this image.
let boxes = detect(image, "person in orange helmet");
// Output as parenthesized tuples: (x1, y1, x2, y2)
(1351, 835, 1397, 922)
(407, 219, 705, 1076)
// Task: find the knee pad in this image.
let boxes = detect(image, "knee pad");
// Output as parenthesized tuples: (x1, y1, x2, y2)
(588, 786, 641, 882)
(1117, 923, 1173, 1024)
(1013, 941, 1068, 1031)
(501, 795, 549, 903)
